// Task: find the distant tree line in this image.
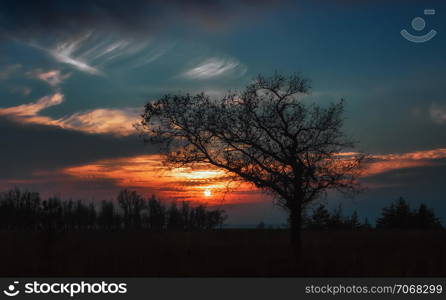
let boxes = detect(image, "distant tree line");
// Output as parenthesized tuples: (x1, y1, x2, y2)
(299, 197, 442, 230)
(0, 188, 226, 231)
(376, 197, 442, 230)
(1, 189, 442, 231)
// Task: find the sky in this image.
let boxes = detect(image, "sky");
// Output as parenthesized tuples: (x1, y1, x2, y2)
(1, 0, 446, 225)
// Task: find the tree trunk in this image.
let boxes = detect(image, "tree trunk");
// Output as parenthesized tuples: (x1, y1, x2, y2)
(289, 205, 302, 258)
(288, 195, 304, 275)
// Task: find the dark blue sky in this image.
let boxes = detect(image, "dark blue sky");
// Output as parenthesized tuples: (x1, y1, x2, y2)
(1, 0, 446, 224)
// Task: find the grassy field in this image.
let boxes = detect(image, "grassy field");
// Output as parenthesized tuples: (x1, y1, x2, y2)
(0, 229, 445, 276)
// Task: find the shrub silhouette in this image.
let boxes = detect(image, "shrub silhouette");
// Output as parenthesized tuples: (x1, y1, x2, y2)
(305, 204, 331, 229)
(305, 204, 366, 229)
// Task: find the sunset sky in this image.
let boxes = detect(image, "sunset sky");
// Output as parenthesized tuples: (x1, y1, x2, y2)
(1, 0, 446, 225)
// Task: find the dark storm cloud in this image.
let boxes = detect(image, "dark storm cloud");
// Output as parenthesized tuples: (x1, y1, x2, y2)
(0, 116, 158, 179)
(0, 0, 287, 40)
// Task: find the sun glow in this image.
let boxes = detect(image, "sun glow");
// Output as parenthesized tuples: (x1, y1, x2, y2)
(204, 189, 212, 197)
(62, 154, 259, 203)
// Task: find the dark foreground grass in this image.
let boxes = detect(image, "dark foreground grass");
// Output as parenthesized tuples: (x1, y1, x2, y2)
(0, 229, 445, 276)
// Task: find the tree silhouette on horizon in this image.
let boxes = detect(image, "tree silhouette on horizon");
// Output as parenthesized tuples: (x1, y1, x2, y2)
(140, 72, 365, 257)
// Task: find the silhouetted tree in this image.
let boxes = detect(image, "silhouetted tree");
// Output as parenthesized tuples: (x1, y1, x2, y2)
(191, 205, 207, 230)
(362, 217, 372, 229)
(327, 205, 345, 229)
(87, 203, 97, 230)
(205, 208, 226, 230)
(305, 204, 364, 229)
(167, 202, 183, 231)
(0, 188, 41, 230)
(147, 195, 166, 231)
(99, 200, 118, 230)
(118, 189, 145, 229)
(42, 197, 63, 231)
(347, 211, 361, 229)
(180, 201, 192, 230)
(62, 200, 75, 231)
(306, 204, 331, 229)
(376, 197, 413, 229)
(417, 204, 442, 229)
(73, 200, 91, 230)
(140, 72, 365, 256)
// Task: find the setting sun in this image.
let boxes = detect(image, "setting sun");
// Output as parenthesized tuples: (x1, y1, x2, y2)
(204, 189, 212, 197)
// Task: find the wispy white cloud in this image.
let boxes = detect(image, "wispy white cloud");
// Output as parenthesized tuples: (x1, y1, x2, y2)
(430, 103, 446, 124)
(49, 33, 103, 75)
(0, 93, 139, 136)
(35, 32, 169, 76)
(182, 57, 246, 80)
(125, 45, 172, 70)
(52, 51, 101, 75)
(26, 69, 71, 87)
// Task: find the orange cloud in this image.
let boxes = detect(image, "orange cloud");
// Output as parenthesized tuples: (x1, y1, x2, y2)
(0, 93, 139, 136)
(27, 69, 71, 86)
(363, 148, 446, 177)
(0, 93, 63, 117)
(58, 107, 140, 135)
(62, 154, 259, 204)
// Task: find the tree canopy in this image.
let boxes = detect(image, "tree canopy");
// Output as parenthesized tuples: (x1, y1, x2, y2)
(140, 72, 365, 252)
(141, 73, 364, 207)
